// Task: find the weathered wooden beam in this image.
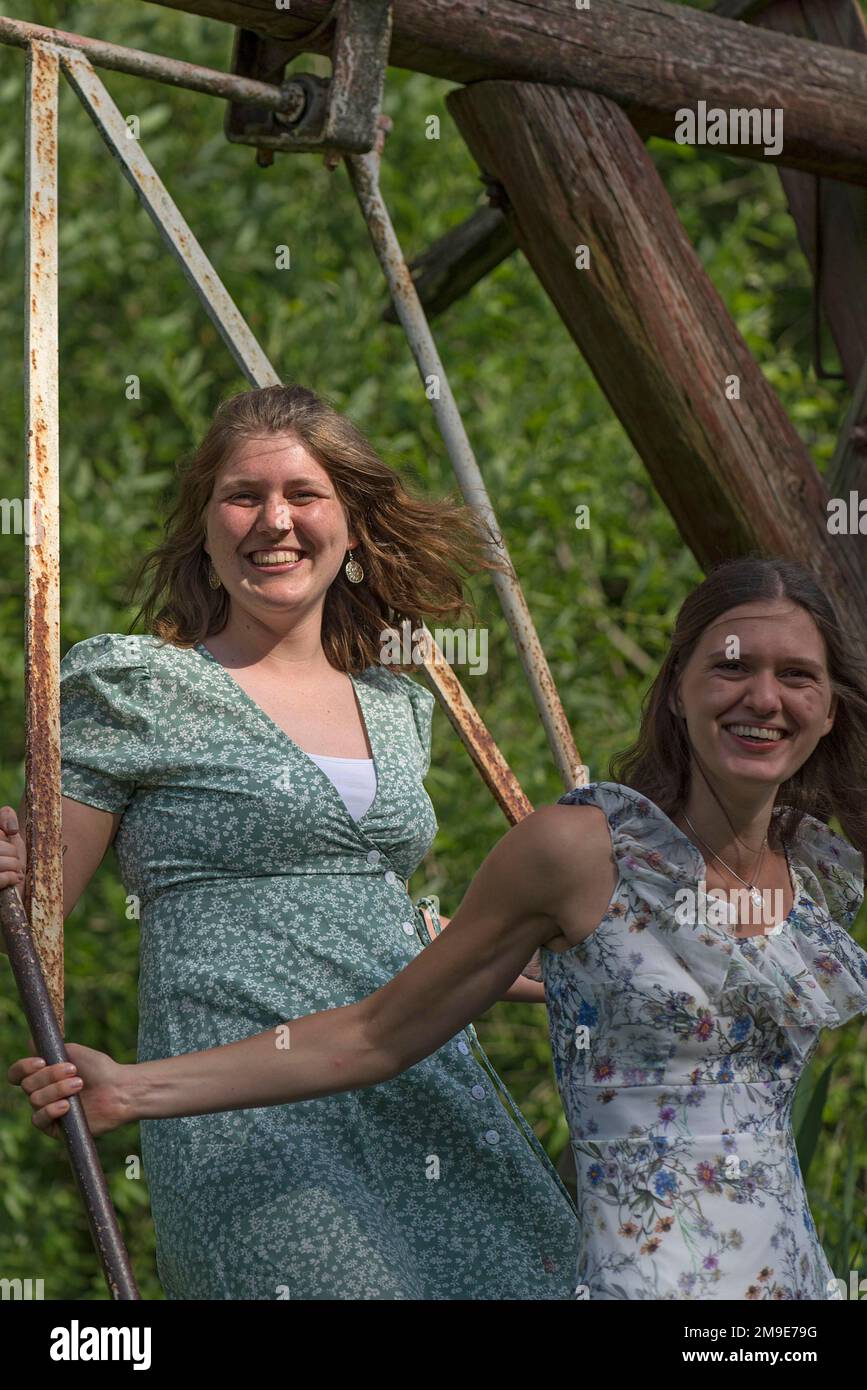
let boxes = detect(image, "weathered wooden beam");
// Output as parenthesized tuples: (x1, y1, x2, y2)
(385, 1, 867, 347)
(446, 80, 865, 635)
(751, 2, 867, 392)
(142, 0, 867, 185)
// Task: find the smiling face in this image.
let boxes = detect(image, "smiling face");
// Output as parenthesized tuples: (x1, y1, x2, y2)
(669, 599, 837, 795)
(202, 433, 357, 625)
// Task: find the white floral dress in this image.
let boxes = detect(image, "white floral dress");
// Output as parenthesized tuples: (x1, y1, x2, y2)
(526, 780, 867, 1301)
(59, 633, 577, 1300)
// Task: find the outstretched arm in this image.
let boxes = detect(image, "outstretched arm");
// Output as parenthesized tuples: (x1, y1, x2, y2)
(418, 904, 546, 1003)
(12, 803, 604, 1136)
(127, 807, 570, 1124)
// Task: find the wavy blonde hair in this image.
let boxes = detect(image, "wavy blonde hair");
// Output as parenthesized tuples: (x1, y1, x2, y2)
(126, 383, 510, 672)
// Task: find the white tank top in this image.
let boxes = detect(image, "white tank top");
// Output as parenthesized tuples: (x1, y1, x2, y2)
(305, 753, 377, 821)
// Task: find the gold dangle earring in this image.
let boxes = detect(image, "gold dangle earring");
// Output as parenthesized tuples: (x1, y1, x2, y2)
(344, 549, 364, 584)
(207, 560, 222, 590)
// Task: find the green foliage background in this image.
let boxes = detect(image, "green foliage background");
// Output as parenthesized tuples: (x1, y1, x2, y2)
(0, 0, 864, 1298)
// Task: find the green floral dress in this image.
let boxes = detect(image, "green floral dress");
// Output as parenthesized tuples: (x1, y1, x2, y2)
(60, 633, 577, 1300)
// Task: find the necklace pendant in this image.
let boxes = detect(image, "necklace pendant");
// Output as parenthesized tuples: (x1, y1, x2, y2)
(749, 887, 763, 909)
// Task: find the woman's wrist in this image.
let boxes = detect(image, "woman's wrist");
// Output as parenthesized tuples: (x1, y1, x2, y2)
(118, 1060, 163, 1124)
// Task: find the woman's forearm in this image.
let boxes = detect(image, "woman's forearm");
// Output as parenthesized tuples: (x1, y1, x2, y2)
(122, 967, 544, 1123)
(124, 1003, 394, 1122)
(122, 816, 565, 1124)
(123, 931, 544, 1123)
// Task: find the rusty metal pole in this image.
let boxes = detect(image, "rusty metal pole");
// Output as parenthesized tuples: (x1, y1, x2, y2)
(0, 888, 140, 1300)
(0, 13, 302, 113)
(418, 633, 535, 824)
(344, 129, 585, 791)
(5, 38, 141, 1301)
(23, 40, 64, 1028)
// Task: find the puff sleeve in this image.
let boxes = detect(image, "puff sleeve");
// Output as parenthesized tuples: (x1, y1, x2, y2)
(389, 669, 434, 779)
(60, 633, 153, 815)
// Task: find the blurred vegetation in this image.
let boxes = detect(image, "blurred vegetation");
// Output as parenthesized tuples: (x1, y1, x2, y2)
(0, 0, 864, 1299)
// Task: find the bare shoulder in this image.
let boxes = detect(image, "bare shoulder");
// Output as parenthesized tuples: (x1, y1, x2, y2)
(518, 803, 618, 950)
(491, 802, 613, 908)
(521, 802, 613, 874)
(470, 802, 603, 900)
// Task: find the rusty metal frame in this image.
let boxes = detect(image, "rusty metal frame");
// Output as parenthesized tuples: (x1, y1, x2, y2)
(52, 40, 582, 786)
(1, 13, 584, 798)
(224, 1, 393, 155)
(0, 9, 588, 1288)
(0, 13, 311, 109)
(0, 34, 141, 1302)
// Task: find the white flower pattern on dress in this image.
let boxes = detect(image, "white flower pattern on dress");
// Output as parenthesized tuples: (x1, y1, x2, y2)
(527, 781, 867, 1301)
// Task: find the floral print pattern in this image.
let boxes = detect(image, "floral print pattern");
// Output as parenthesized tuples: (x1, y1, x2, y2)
(59, 633, 577, 1301)
(528, 781, 867, 1300)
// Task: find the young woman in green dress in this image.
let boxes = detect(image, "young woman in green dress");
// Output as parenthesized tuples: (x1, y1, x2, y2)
(0, 382, 577, 1300)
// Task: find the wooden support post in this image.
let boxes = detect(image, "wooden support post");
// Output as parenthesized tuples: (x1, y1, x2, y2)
(383, 2, 867, 356)
(446, 81, 866, 637)
(744, 1, 867, 393)
(719, 0, 867, 569)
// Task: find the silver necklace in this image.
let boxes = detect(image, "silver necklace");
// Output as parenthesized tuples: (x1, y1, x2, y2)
(682, 812, 769, 911)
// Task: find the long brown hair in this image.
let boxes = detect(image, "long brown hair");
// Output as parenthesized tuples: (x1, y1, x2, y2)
(610, 555, 867, 856)
(126, 383, 511, 672)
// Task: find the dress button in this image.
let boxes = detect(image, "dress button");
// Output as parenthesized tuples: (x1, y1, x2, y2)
(384, 870, 397, 885)
(457, 1040, 470, 1055)
(366, 850, 381, 865)
(401, 921, 415, 935)
(471, 1084, 486, 1100)
(484, 1130, 500, 1145)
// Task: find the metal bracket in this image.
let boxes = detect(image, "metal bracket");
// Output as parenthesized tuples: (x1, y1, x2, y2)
(224, 1, 392, 157)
